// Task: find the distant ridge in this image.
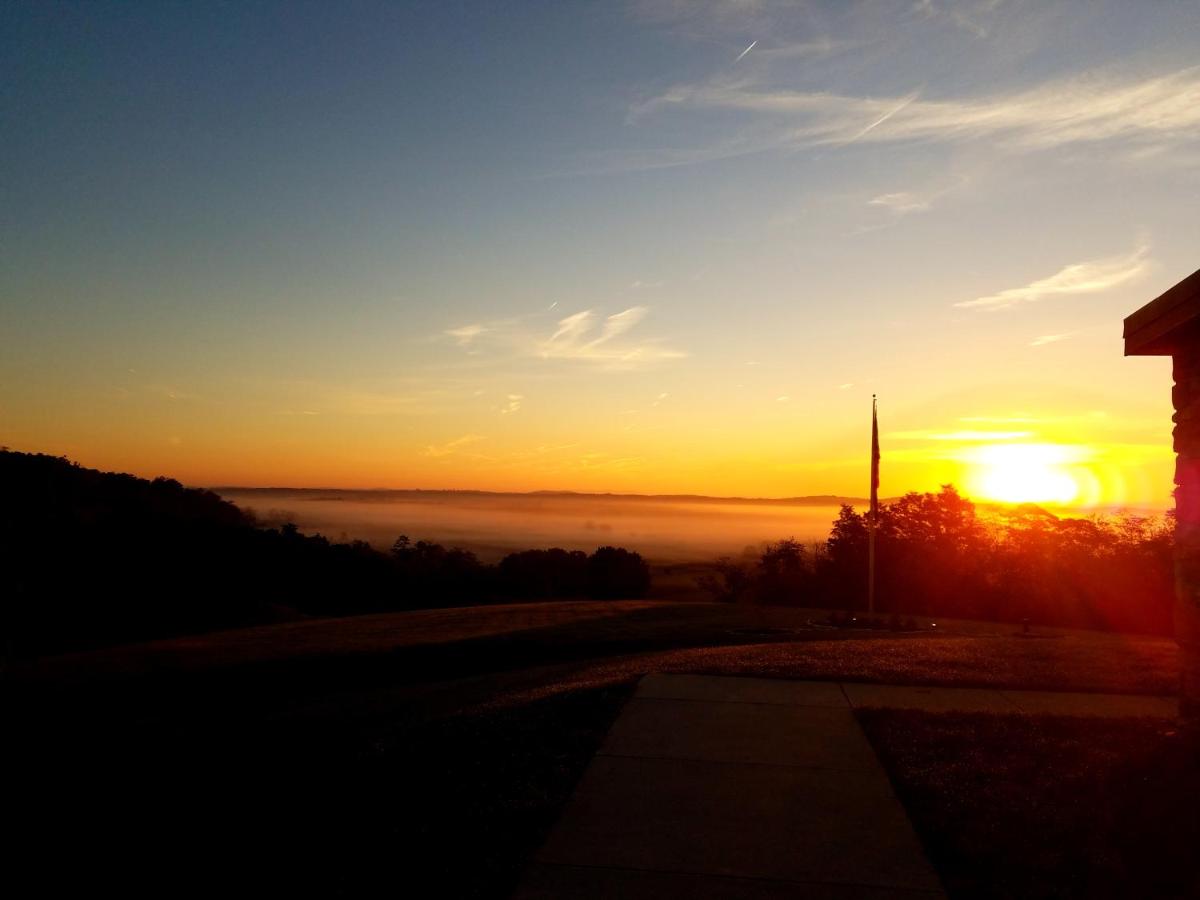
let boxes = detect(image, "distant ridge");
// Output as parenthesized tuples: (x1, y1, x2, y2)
(211, 487, 874, 507)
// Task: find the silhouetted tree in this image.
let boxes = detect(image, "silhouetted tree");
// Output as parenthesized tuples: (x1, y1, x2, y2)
(586, 546, 650, 599)
(497, 548, 588, 599)
(697, 557, 754, 604)
(754, 539, 809, 604)
(815, 484, 1173, 632)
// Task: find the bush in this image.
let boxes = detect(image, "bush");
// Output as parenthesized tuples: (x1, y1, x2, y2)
(586, 546, 650, 599)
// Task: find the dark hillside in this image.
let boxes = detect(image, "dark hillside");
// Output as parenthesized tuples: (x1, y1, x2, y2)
(0, 451, 653, 656)
(0, 451, 396, 655)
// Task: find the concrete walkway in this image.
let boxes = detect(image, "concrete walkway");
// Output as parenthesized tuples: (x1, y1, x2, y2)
(514, 675, 1177, 900)
(515, 674, 946, 899)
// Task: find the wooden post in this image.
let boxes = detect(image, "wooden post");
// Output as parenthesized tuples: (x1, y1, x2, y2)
(1173, 348, 1200, 717)
(1123, 266, 1200, 719)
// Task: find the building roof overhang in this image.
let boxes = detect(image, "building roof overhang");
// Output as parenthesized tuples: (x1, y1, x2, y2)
(1124, 268, 1200, 356)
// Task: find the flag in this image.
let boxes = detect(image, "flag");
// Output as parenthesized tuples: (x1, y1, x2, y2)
(870, 396, 880, 522)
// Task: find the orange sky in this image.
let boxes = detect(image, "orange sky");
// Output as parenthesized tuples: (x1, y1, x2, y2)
(3, 2, 1195, 509)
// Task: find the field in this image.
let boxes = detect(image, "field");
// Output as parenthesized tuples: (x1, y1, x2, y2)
(8, 600, 1187, 898)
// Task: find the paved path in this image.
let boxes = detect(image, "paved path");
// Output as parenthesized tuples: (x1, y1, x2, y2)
(516, 674, 945, 899)
(515, 675, 1177, 900)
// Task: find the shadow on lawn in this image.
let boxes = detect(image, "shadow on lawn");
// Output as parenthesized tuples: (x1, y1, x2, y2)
(9, 680, 634, 898)
(859, 709, 1200, 900)
(8, 603, 874, 731)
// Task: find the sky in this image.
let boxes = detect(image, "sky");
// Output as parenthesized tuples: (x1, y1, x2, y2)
(3, 0, 1199, 505)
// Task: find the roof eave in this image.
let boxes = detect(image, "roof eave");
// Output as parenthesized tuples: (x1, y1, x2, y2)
(1124, 268, 1200, 357)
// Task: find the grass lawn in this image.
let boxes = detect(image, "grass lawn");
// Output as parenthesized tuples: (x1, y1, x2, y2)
(6, 600, 1188, 897)
(858, 710, 1200, 900)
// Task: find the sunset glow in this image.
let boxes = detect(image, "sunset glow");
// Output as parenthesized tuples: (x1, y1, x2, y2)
(7, 7, 1200, 893)
(2, 2, 1195, 508)
(964, 443, 1084, 505)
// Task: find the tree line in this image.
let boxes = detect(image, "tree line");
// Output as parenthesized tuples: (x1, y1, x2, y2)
(2, 451, 1176, 656)
(1, 451, 649, 656)
(700, 485, 1175, 635)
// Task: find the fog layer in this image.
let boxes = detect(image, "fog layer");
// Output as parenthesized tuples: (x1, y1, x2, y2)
(216, 490, 850, 563)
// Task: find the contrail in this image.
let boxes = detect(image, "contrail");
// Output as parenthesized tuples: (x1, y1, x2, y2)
(845, 90, 920, 144)
(734, 40, 757, 62)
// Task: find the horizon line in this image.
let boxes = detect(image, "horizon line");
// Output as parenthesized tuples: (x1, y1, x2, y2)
(209, 484, 1169, 512)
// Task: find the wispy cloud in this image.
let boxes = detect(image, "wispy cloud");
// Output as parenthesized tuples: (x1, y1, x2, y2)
(959, 415, 1038, 424)
(955, 241, 1149, 311)
(911, 0, 996, 39)
(546, 311, 594, 347)
(422, 434, 484, 458)
(440, 306, 685, 371)
(445, 324, 486, 347)
(614, 66, 1200, 172)
(734, 39, 757, 62)
(500, 394, 523, 415)
(890, 429, 1034, 441)
(868, 191, 932, 215)
(844, 90, 921, 144)
(538, 306, 686, 367)
(1030, 332, 1076, 347)
(866, 176, 968, 218)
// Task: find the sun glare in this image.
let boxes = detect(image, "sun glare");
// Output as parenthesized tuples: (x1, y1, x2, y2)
(964, 443, 1084, 505)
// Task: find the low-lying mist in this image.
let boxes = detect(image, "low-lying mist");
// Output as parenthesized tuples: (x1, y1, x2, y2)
(215, 489, 853, 564)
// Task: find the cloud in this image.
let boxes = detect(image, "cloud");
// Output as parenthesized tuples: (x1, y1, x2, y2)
(844, 90, 921, 144)
(613, 66, 1200, 171)
(538, 306, 685, 367)
(911, 0, 995, 39)
(956, 241, 1149, 310)
(631, 1, 852, 59)
(441, 307, 685, 370)
(546, 310, 594, 347)
(890, 429, 1034, 441)
(596, 306, 648, 342)
(500, 394, 523, 415)
(959, 415, 1038, 424)
(422, 434, 484, 458)
(734, 39, 757, 62)
(868, 191, 932, 215)
(445, 324, 486, 347)
(1030, 332, 1076, 347)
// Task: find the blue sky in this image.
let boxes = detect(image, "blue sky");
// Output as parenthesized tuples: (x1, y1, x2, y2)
(3, 1, 1199, 500)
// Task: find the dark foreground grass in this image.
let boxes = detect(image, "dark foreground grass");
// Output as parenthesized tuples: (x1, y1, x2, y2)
(6, 602, 1185, 898)
(858, 710, 1200, 900)
(10, 682, 633, 898)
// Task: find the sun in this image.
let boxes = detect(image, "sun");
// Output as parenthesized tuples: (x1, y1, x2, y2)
(965, 443, 1082, 505)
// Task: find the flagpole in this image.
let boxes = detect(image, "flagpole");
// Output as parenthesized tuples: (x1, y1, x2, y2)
(868, 395, 878, 616)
